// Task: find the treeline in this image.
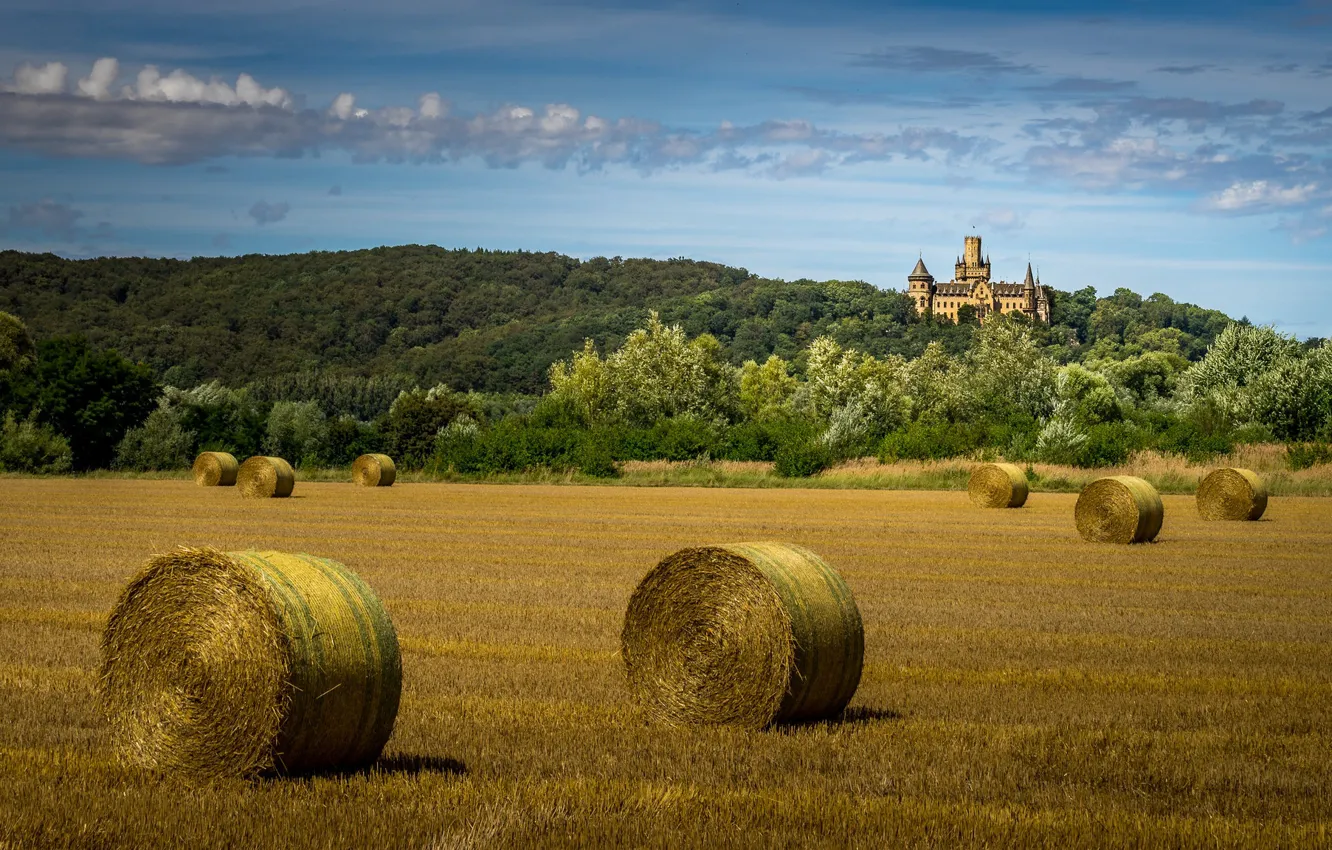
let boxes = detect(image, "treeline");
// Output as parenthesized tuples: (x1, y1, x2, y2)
(0, 247, 1239, 394)
(1, 303, 1329, 478)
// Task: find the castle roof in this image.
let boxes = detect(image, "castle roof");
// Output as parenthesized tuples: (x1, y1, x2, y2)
(1023, 263, 1035, 288)
(909, 258, 933, 279)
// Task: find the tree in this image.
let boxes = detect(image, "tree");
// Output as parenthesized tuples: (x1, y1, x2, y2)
(263, 400, 330, 467)
(548, 312, 738, 427)
(381, 385, 479, 468)
(958, 317, 1057, 425)
(15, 337, 160, 470)
(738, 355, 797, 421)
(0, 312, 35, 376)
(114, 405, 196, 471)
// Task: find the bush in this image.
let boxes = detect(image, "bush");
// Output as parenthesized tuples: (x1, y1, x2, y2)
(324, 416, 382, 466)
(1286, 442, 1332, 471)
(720, 418, 815, 462)
(1154, 418, 1233, 461)
(113, 406, 196, 471)
(774, 439, 832, 478)
(0, 411, 72, 473)
(572, 432, 619, 478)
(879, 421, 987, 462)
(383, 385, 480, 468)
(646, 417, 719, 461)
(1073, 422, 1143, 468)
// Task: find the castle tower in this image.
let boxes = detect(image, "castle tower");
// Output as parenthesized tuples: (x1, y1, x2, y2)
(907, 257, 934, 315)
(954, 235, 991, 286)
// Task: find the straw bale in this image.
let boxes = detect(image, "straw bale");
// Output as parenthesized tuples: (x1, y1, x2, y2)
(237, 456, 295, 498)
(1197, 467, 1267, 521)
(968, 462, 1028, 508)
(352, 454, 396, 487)
(191, 451, 238, 487)
(621, 542, 863, 728)
(1075, 475, 1164, 544)
(99, 547, 401, 779)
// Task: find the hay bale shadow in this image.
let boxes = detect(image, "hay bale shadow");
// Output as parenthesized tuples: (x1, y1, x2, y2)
(265, 754, 466, 783)
(369, 754, 468, 777)
(780, 705, 902, 732)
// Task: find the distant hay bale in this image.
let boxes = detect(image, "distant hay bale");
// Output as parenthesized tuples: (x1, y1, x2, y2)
(352, 454, 396, 487)
(1075, 476, 1164, 544)
(191, 452, 238, 487)
(237, 456, 295, 498)
(621, 542, 863, 729)
(99, 547, 402, 779)
(968, 462, 1028, 508)
(1197, 467, 1267, 521)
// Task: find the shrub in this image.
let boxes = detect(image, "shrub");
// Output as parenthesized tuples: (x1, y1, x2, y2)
(1074, 422, 1143, 468)
(879, 421, 986, 462)
(0, 411, 72, 474)
(1286, 442, 1332, 471)
(383, 385, 480, 468)
(1155, 418, 1234, 461)
(573, 432, 619, 478)
(774, 439, 832, 478)
(114, 406, 196, 471)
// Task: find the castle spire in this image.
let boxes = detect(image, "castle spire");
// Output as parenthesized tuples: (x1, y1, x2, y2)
(1023, 262, 1035, 288)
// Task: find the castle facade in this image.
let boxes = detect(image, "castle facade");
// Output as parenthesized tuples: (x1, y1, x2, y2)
(906, 236, 1050, 324)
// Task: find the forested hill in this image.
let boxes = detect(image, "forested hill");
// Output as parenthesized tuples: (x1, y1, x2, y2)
(0, 245, 1236, 392)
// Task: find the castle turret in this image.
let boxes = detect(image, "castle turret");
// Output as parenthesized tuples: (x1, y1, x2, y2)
(1022, 262, 1036, 315)
(907, 257, 934, 315)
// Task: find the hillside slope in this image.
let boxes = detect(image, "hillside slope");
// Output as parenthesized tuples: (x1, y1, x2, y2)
(0, 246, 1232, 392)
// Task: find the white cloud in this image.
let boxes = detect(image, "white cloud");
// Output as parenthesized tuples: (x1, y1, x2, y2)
(418, 92, 445, 119)
(330, 92, 357, 120)
(77, 58, 119, 100)
(0, 55, 991, 175)
(1203, 180, 1320, 212)
(8, 62, 67, 95)
(127, 66, 292, 109)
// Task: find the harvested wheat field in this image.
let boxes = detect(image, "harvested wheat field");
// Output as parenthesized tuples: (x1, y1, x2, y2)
(1, 479, 1331, 848)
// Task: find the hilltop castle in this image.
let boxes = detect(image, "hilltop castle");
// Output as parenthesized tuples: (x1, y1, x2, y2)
(906, 236, 1050, 324)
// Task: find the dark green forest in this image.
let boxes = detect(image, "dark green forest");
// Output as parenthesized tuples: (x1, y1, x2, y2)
(0, 246, 1235, 392)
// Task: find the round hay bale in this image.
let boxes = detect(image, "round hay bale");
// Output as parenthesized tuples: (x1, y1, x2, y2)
(352, 454, 396, 487)
(1075, 475, 1164, 544)
(237, 456, 295, 499)
(99, 547, 402, 779)
(192, 451, 238, 487)
(1197, 467, 1267, 521)
(968, 462, 1029, 508)
(621, 542, 863, 729)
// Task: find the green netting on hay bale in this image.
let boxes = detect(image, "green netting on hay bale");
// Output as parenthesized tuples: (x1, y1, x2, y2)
(238, 456, 295, 498)
(621, 542, 863, 729)
(1075, 475, 1164, 544)
(968, 463, 1029, 508)
(99, 547, 402, 779)
(352, 454, 396, 487)
(1197, 467, 1267, 521)
(192, 452, 238, 487)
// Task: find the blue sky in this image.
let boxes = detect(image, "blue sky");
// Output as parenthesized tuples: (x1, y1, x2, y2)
(2, 0, 1331, 337)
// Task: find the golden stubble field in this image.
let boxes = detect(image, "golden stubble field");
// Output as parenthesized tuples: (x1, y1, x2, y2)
(1, 479, 1331, 848)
